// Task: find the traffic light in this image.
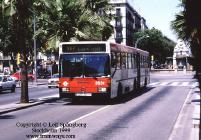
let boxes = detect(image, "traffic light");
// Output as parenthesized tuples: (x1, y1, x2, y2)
(151, 55, 154, 61)
(17, 53, 20, 65)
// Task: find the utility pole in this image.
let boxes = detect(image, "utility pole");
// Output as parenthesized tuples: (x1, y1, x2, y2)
(33, 14, 37, 85)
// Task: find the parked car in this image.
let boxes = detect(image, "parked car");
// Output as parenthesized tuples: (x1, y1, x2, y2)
(0, 75, 16, 93)
(48, 73, 59, 88)
(11, 72, 35, 81)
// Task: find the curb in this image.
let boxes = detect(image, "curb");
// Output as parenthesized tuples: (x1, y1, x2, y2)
(0, 101, 45, 115)
(0, 95, 58, 115)
(191, 84, 200, 140)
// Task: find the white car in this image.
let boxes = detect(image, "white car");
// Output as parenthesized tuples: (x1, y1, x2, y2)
(0, 75, 16, 93)
(48, 73, 59, 88)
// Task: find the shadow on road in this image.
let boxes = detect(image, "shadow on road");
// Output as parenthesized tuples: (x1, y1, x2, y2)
(0, 115, 15, 119)
(59, 87, 155, 106)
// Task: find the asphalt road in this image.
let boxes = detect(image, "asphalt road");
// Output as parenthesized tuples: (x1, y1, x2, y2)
(0, 74, 197, 140)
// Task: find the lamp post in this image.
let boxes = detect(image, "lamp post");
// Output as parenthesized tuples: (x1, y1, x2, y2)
(135, 35, 149, 48)
(33, 14, 37, 85)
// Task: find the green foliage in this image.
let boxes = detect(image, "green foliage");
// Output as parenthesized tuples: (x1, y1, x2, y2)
(134, 28, 175, 64)
(1, 0, 113, 55)
(0, 0, 34, 57)
(35, 0, 113, 53)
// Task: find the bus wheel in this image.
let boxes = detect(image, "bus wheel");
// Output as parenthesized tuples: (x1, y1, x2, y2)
(117, 84, 123, 99)
(133, 79, 137, 93)
(144, 77, 147, 87)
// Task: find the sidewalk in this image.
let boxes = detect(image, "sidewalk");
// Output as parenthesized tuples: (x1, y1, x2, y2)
(0, 94, 58, 115)
(191, 83, 200, 140)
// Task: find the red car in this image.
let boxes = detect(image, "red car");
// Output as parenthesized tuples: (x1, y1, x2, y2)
(11, 72, 35, 81)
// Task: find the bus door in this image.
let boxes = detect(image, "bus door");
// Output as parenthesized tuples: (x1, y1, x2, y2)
(121, 53, 128, 78)
(136, 53, 140, 88)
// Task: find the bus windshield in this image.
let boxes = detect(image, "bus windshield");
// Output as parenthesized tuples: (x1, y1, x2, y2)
(60, 54, 110, 77)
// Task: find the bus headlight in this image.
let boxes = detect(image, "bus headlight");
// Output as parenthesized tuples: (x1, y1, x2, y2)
(98, 87, 107, 92)
(62, 88, 69, 92)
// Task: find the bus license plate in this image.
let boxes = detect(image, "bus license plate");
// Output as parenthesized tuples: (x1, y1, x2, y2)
(76, 93, 92, 96)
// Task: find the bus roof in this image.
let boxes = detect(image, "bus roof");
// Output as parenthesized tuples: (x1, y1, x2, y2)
(60, 41, 149, 56)
(110, 42, 149, 56)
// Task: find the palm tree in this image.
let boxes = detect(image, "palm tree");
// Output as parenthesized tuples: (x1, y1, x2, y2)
(1, 0, 34, 103)
(35, 0, 113, 52)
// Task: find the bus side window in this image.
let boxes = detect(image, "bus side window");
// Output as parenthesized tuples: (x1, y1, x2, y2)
(128, 53, 132, 69)
(111, 52, 121, 69)
(117, 53, 121, 69)
(121, 53, 127, 69)
(111, 52, 117, 68)
(132, 54, 136, 69)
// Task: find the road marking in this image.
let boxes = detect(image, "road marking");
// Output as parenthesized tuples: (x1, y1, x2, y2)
(160, 82, 170, 86)
(31, 105, 111, 140)
(181, 82, 189, 86)
(169, 82, 179, 86)
(191, 82, 199, 88)
(149, 81, 195, 87)
(148, 82, 160, 86)
(37, 95, 58, 101)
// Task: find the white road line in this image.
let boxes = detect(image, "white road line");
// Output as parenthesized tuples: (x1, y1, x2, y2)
(191, 82, 199, 88)
(180, 82, 189, 86)
(149, 81, 194, 87)
(28, 85, 47, 89)
(149, 82, 160, 86)
(169, 82, 179, 86)
(160, 82, 170, 86)
(38, 95, 58, 101)
(31, 105, 111, 140)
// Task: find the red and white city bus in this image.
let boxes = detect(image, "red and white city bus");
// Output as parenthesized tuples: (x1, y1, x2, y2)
(59, 41, 150, 100)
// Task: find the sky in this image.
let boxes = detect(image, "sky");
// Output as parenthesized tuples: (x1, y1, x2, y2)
(130, 0, 181, 42)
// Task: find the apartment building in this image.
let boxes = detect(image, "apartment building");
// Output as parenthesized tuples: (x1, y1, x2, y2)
(109, 0, 148, 47)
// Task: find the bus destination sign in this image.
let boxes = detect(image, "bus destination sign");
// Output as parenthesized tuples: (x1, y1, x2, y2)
(62, 44, 106, 53)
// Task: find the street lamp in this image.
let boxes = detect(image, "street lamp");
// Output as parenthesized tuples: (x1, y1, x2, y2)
(33, 13, 37, 85)
(135, 35, 149, 48)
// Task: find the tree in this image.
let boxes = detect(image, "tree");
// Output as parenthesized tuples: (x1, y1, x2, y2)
(1, 0, 34, 103)
(0, 3, 18, 72)
(134, 28, 175, 64)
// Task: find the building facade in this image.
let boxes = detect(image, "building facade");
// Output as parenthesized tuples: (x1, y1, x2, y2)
(173, 39, 192, 70)
(109, 0, 148, 47)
